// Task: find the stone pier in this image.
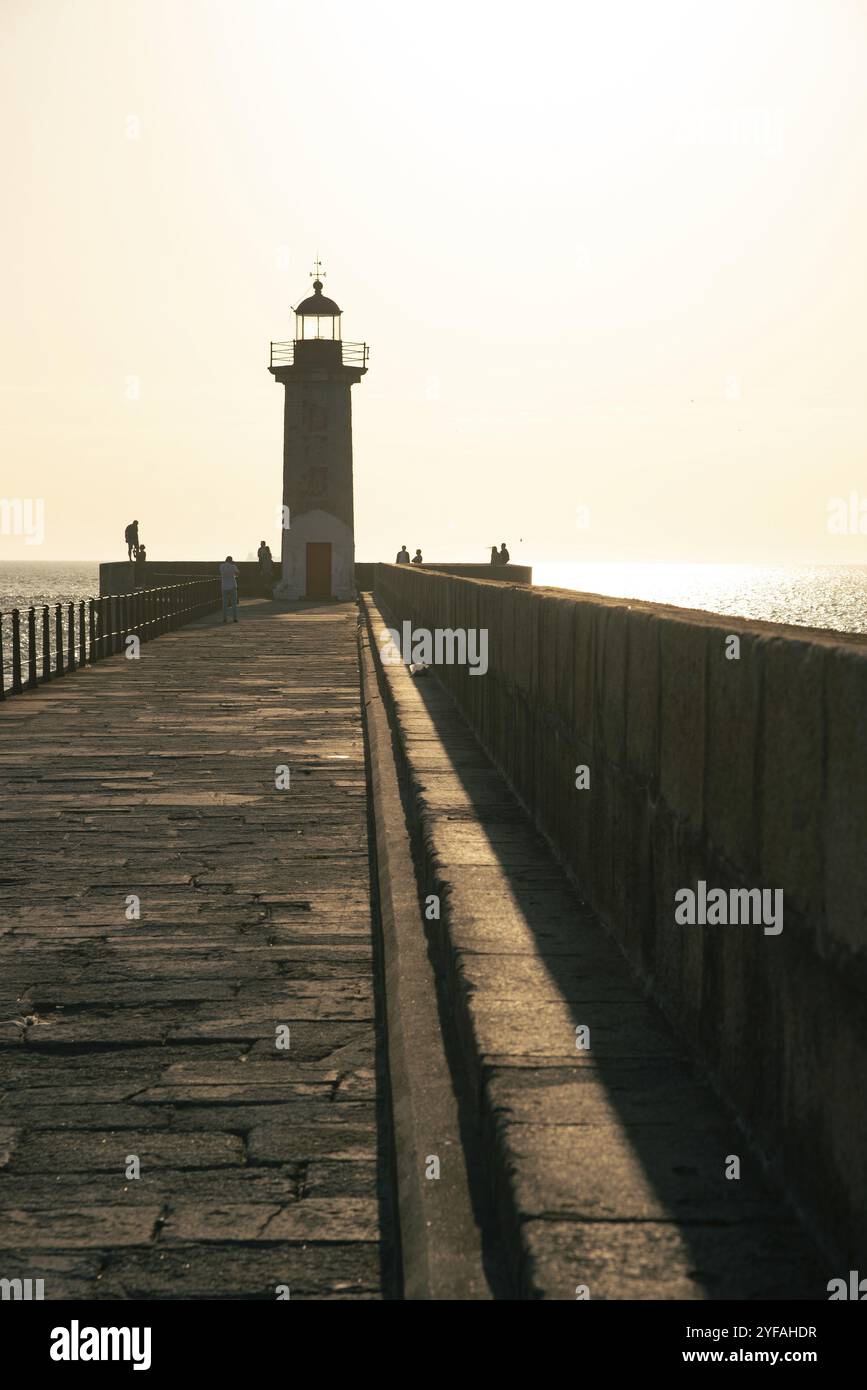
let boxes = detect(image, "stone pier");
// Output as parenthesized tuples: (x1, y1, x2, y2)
(0, 580, 846, 1300)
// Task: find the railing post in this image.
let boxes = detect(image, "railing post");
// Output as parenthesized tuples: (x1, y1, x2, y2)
(42, 606, 51, 681)
(0, 614, 6, 701)
(55, 604, 64, 675)
(11, 610, 23, 694)
(67, 602, 76, 671)
(79, 601, 86, 668)
(27, 608, 38, 689)
(88, 599, 96, 663)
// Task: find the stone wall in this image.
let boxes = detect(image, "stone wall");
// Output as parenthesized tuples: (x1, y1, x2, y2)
(99, 561, 267, 597)
(372, 561, 867, 1262)
(412, 562, 533, 583)
(100, 560, 531, 598)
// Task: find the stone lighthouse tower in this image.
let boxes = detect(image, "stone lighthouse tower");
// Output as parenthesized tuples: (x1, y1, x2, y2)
(269, 265, 368, 601)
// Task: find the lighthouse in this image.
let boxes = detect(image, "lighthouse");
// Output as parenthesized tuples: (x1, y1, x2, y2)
(269, 263, 369, 601)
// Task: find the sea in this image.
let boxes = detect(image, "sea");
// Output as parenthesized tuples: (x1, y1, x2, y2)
(0, 562, 101, 691)
(0, 561, 99, 613)
(533, 562, 867, 636)
(1, 560, 865, 692)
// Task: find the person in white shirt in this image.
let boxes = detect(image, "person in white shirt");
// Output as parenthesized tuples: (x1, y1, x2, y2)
(220, 555, 240, 623)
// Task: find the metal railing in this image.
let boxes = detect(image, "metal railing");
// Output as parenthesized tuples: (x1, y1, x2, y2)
(269, 339, 369, 369)
(0, 579, 222, 700)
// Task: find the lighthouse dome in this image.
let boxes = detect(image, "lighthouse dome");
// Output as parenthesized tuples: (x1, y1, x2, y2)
(295, 279, 341, 316)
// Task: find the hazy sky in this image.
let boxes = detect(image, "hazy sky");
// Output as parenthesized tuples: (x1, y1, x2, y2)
(2, 0, 866, 564)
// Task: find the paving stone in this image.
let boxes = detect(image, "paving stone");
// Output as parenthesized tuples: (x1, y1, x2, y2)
(248, 1124, 377, 1165)
(162, 1198, 378, 1244)
(93, 1243, 381, 1299)
(10, 1130, 246, 1172)
(500, 1122, 779, 1222)
(302, 1161, 379, 1198)
(519, 1219, 825, 1301)
(485, 1063, 725, 1128)
(470, 998, 681, 1060)
(0, 1206, 162, 1248)
(0, 1168, 300, 1205)
(0, 1250, 103, 1298)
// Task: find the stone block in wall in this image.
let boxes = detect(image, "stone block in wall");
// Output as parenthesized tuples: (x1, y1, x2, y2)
(704, 624, 763, 877)
(568, 735, 595, 889)
(758, 638, 824, 931)
(586, 758, 616, 918)
(555, 599, 577, 726)
(707, 892, 763, 1120)
(512, 587, 538, 697)
(618, 776, 654, 976)
(824, 645, 867, 960)
(512, 687, 536, 806)
(625, 610, 660, 788)
(466, 581, 484, 726)
(606, 757, 634, 950)
(572, 602, 596, 751)
(536, 595, 563, 713)
(648, 814, 706, 1048)
(659, 619, 707, 831)
(498, 585, 517, 693)
(531, 714, 558, 852)
(478, 586, 504, 751)
(596, 605, 628, 768)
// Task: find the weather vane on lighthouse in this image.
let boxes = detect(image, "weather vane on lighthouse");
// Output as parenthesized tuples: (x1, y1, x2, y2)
(310, 255, 325, 284)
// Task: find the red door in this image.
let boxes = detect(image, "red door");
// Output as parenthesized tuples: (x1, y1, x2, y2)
(305, 542, 332, 599)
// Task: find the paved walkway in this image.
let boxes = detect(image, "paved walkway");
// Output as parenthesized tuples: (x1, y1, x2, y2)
(0, 600, 391, 1298)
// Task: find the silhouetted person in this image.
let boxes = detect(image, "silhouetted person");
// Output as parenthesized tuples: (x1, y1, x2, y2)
(257, 540, 273, 592)
(220, 555, 240, 624)
(125, 520, 139, 560)
(411, 548, 423, 565)
(499, 542, 510, 565)
(134, 543, 147, 586)
(396, 545, 410, 564)
(489, 546, 499, 565)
